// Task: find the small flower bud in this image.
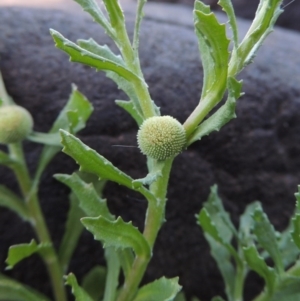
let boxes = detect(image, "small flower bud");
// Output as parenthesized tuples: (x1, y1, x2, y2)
(0, 105, 33, 144)
(137, 116, 186, 160)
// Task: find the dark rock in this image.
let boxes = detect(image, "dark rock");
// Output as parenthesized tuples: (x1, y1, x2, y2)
(0, 3, 300, 301)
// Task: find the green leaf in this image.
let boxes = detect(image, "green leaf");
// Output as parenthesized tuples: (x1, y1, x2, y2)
(73, 0, 115, 40)
(201, 185, 236, 244)
(50, 30, 140, 83)
(292, 214, 300, 250)
(81, 216, 151, 258)
(58, 193, 84, 273)
(0, 150, 18, 168)
(59, 130, 156, 204)
(27, 132, 61, 146)
(102, 0, 125, 29)
(0, 185, 29, 221)
(252, 205, 284, 274)
(174, 292, 186, 301)
(194, 3, 230, 101)
(270, 276, 300, 301)
(55, 172, 113, 220)
(65, 273, 94, 301)
(0, 273, 51, 301)
(115, 100, 143, 126)
(243, 245, 276, 293)
(205, 235, 235, 301)
(82, 266, 106, 301)
(218, 0, 238, 47)
(133, 277, 182, 301)
(188, 77, 242, 145)
(33, 85, 93, 188)
(103, 248, 120, 301)
(5, 239, 50, 270)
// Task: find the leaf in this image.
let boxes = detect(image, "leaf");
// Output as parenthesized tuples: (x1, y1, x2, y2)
(0, 185, 29, 221)
(58, 193, 85, 273)
(270, 276, 300, 301)
(115, 100, 143, 126)
(174, 292, 186, 301)
(50, 30, 140, 83)
(291, 214, 300, 250)
(82, 266, 106, 301)
(33, 85, 93, 187)
(65, 273, 94, 301)
(27, 132, 61, 146)
(133, 277, 182, 301)
(218, 0, 238, 47)
(252, 205, 284, 274)
(188, 77, 242, 145)
(55, 172, 114, 220)
(103, 247, 120, 301)
(102, 0, 125, 29)
(243, 245, 276, 293)
(5, 239, 49, 270)
(205, 235, 235, 301)
(0, 273, 51, 301)
(73, 0, 115, 40)
(81, 216, 151, 258)
(0, 150, 18, 168)
(59, 130, 156, 204)
(194, 2, 230, 101)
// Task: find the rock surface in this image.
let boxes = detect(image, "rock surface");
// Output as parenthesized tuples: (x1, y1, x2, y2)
(0, 3, 300, 301)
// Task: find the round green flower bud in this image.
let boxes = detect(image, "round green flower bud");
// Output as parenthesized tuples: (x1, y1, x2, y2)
(137, 116, 186, 160)
(0, 105, 33, 144)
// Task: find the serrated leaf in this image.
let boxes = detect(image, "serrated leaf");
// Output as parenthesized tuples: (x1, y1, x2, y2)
(115, 100, 143, 126)
(73, 0, 115, 40)
(205, 235, 235, 301)
(82, 266, 106, 301)
(102, 0, 125, 29)
(218, 0, 238, 47)
(55, 172, 113, 220)
(133, 277, 181, 301)
(0, 185, 29, 221)
(194, 6, 229, 101)
(59, 130, 156, 204)
(188, 77, 242, 145)
(5, 239, 49, 270)
(33, 85, 93, 187)
(81, 216, 151, 258)
(291, 214, 300, 250)
(58, 193, 84, 273)
(50, 30, 140, 83)
(77, 39, 124, 66)
(65, 273, 94, 301)
(252, 206, 284, 274)
(0, 273, 51, 301)
(243, 245, 276, 293)
(270, 276, 300, 301)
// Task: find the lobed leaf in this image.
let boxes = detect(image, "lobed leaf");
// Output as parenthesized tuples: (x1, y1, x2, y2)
(50, 30, 140, 83)
(0, 273, 51, 301)
(65, 273, 94, 301)
(81, 216, 151, 258)
(188, 77, 242, 145)
(252, 205, 284, 274)
(133, 277, 182, 301)
(55, 172, 113, 220)
(58, 193, 85, 273)
(243, 245, 276, 293)
(6, 239, 49, 270)
(0, 185, 29, 221)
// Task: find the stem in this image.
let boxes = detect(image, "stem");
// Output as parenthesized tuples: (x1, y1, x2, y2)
(8, 143, 67, 301)
(116, 158, 174, 301)
(233, 263, 245, 301)
(0, 70, 14, 105)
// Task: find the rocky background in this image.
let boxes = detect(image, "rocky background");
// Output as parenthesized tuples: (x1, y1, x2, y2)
(0, 1, 300, 301)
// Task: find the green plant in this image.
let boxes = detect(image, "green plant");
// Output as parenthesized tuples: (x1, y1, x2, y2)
(1, 0, 300, 301)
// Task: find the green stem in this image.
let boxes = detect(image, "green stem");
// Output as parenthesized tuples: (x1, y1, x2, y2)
(116, 158, 174, 301)
(8, 143, 67, 301)
(233, 263, 245, 301)
(0, 70, 14, 105)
